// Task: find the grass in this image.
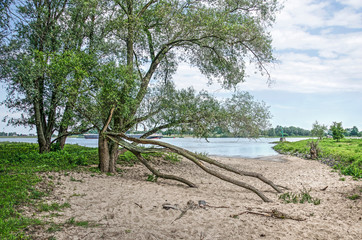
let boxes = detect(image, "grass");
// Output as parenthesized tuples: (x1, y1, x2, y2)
(347, 194, 360, 200)
(279, 188, 321, 205)
(273, 138, 362, 178)
(0, 142, 98, 239)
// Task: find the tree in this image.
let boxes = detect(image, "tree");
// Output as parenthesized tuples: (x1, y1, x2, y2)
(350, 126, 359, 136)
(311, 121, 327, 140)
(2, 0, 284, 202)
(76, 0, 284, 202)
(0, 0, 105, 152)
(330, 122, 345, 142)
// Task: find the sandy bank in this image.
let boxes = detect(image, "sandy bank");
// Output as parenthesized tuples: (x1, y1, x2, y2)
(30, 155, 361, 239)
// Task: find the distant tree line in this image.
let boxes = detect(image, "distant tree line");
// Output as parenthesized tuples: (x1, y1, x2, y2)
(161, 125, 312, 137)
(161, 124, 362, 138)
(0, 132, 35, 136)
(261, 126, 311, 137)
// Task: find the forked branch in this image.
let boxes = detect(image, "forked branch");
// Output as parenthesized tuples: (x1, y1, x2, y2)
(107, 133, 281, 202)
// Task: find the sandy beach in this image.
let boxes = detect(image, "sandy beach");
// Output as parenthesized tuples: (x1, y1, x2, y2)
(29, 155, 361, 240)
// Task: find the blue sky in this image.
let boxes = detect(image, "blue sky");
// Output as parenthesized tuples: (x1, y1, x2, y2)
(1, 0, 361, 133)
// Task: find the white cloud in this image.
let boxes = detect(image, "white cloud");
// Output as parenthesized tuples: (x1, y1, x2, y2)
(337, 0, 362, 9)
(172, 1, 362, 94)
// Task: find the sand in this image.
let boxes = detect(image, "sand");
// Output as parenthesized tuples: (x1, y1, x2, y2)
(28, 155, 361, 240)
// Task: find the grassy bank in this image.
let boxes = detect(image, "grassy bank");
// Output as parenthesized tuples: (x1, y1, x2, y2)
(273, 138, 362, 179)
(0, 142, 100, 239)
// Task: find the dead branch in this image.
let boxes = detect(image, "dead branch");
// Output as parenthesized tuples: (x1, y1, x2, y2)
(230, 209, 306, 221)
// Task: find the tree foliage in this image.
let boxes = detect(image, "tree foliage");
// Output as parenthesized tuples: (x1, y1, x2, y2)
(330, 122, 345, 142)
(311, 121, 327, 140)
(0, 0, 105, 152)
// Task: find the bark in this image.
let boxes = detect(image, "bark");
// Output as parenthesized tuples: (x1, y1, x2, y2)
(34, 96, 51, 153)
(98, 134, 111, 172)
(98, 106, 117, 173)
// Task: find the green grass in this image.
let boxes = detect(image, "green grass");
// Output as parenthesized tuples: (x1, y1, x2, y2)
(0, 142, 98, 239)
(273, 138, 362, 178)
(279, 188, 321, 205)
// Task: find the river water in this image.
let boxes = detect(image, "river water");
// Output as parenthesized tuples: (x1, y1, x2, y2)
(0, 137, 310, 158)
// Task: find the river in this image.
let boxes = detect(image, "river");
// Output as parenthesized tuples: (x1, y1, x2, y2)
(0, 137, 311, 158)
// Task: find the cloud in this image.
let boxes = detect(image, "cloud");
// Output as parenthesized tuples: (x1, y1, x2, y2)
(336, 0, 362, 9)
(171, 1, 362, 95)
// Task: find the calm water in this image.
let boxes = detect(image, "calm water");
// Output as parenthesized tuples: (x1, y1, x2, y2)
(0, 137, 310, 158)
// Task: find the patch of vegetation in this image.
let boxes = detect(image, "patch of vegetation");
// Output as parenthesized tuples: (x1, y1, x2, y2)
(273, 138, 362, 178)
(146, 174, 158, 182)
(65, 217, 92, 227)
(347, 194, 360, 200)
(36, 202, 71, 212)
(0, 142, 98, 239)
(164, 153, 181, 163)
(279, 188, 321, 205)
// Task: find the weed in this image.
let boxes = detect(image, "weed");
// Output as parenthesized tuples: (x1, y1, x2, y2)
(147, 174, 158, 182)
(70, 176, 83, 182)
(36, 202, 71, 212)
(347, 194, 360, 200)
(164, 153, 181, 163)
(339, 178, 345, 181)
(66, 217, 96, 228)
(70, 193, 86, 198)
(279, 188, 321, 205)
(47, 223, 63, 233)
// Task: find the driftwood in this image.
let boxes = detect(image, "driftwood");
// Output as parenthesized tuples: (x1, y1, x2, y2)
(230, 209, 306, 221)
(106, 133, 288, 202)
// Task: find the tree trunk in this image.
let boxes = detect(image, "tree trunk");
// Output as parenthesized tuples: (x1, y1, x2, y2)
(98, 134, 118, 173)
(57, 134, 67, 150)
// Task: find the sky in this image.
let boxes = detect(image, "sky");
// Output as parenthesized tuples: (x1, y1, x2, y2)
(1, 0, 361, 134)
(173, 0, 362, 130)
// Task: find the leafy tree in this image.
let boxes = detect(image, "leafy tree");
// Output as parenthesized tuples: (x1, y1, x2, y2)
(311, 121, 327, 140)
(0, 0, 105, 152)
(84, 0, 283, 202)
(350, 126, 359, 136)
(1, 0, 285, 202)
(330, 122, 345, 142)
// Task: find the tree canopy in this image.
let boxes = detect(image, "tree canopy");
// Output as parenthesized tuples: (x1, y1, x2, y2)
(330, 122, 345, 142)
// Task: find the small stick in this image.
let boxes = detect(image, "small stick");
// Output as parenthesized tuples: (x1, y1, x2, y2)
(134, 202, 143, 208)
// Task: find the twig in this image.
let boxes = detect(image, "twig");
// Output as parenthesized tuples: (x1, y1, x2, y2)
(134, 202, 143, 208)
(205, 204, 229, 209)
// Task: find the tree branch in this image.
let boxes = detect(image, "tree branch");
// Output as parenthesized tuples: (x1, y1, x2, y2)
(108, 133, 274, 202)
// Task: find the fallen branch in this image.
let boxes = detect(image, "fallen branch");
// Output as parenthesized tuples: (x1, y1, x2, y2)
(230, 209, 306, 221)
